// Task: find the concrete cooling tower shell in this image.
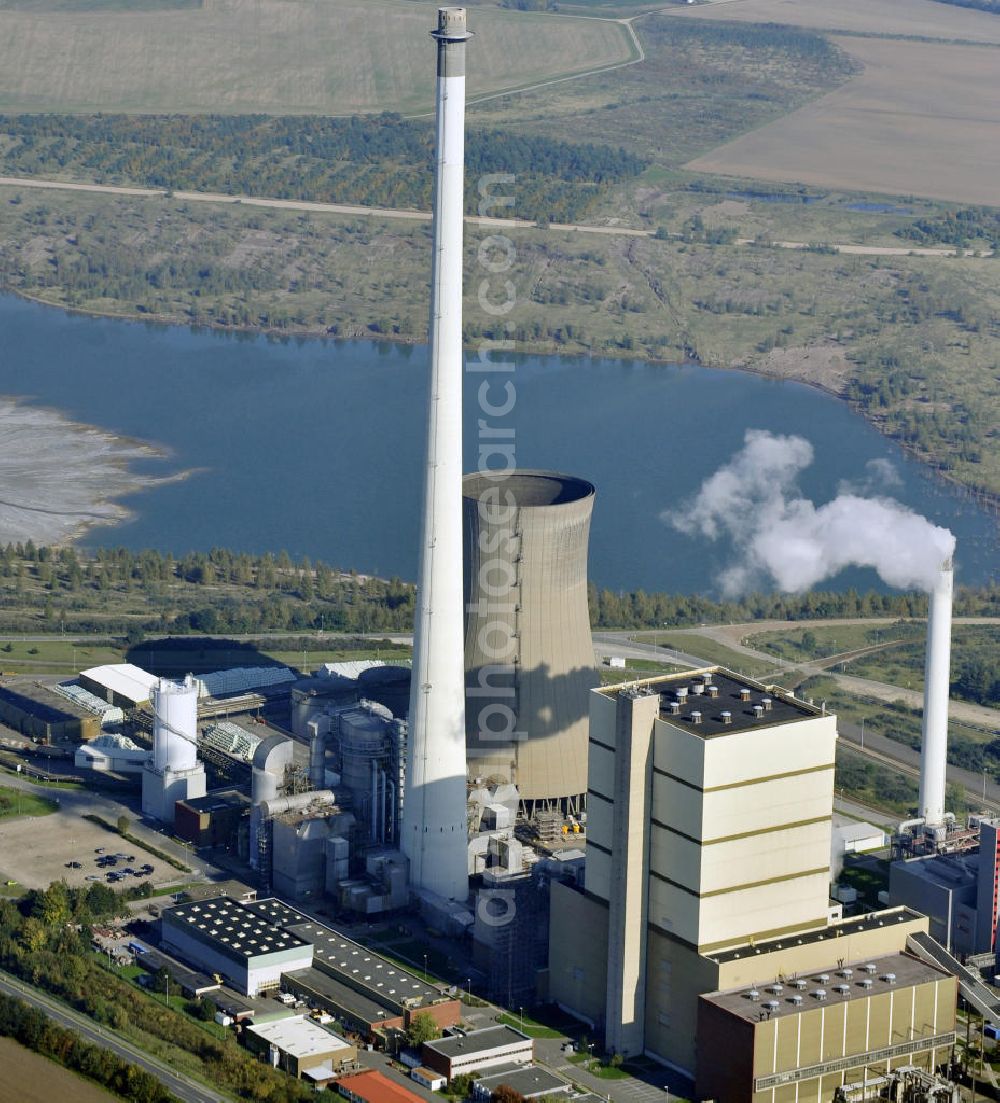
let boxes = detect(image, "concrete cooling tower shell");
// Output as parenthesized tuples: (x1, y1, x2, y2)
(462, 470, 598, 811)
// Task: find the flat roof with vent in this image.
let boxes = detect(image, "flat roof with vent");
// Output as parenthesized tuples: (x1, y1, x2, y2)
(162, 897, 309, 963)
(603, 668, 820, 738)
(424, 1024, 531, 1060)
(243, 898, 441, 1007)
(702, 950, 950, 1023)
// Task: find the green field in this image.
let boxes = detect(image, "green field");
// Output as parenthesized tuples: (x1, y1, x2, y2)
(0, 0, 631, 114)
(641, 631, 784, 681)
(747, 622, 924, 663)
(0, 784, 57, 818)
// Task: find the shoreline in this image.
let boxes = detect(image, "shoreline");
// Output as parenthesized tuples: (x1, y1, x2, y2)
(14, 287, 999, 521)
(0, 390, 194, 548)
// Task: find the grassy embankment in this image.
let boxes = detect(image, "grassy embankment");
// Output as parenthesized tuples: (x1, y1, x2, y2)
(0, 785, 57, 819)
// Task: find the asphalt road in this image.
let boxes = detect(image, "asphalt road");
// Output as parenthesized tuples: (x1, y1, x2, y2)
(0, 968, 224, 1103)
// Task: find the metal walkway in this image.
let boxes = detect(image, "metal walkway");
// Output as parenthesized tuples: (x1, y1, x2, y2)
(907, 931, 1000, 1021)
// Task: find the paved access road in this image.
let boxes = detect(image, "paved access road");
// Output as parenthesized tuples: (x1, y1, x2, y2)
(0, 968, 224, 1103)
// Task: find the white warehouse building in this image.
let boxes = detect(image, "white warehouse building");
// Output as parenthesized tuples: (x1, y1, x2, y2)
(161, 897, 313, 997)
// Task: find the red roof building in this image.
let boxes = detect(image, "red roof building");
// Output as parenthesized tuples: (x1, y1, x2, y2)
(337, 1069, 425, 1103)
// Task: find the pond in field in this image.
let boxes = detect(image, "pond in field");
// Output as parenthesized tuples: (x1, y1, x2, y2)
(0, 295, 996, 594)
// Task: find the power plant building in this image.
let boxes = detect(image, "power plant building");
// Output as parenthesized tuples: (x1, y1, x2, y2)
(696, 952, 957, 1103)
(463, 471, 598, 815)
(161, 896, 314, 997)
(548, 670, 948, 1096)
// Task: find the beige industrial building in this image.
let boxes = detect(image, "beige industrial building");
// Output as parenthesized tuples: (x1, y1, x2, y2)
(697, 952, 956, 1103)
(548, 670, 954, 1097)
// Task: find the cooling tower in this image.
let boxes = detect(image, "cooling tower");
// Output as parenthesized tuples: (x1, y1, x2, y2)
(400, 6, 472, 903)
(918, 559, 954, 826)
(463, 470, 599, 813)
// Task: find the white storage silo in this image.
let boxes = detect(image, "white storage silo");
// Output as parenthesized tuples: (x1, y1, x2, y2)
(152, 675, 199, 772)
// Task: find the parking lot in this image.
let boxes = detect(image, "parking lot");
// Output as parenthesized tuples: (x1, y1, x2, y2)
(0, 808, 186, 893)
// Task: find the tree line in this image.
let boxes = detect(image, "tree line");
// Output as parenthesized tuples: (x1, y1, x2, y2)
(0, 112, 646, 225)
(0, 992, 174, 1103)
(1, 542, 999, 637)
(0, 882, 313, 1102)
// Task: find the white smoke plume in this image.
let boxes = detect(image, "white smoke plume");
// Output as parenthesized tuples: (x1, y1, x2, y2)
(666, 430, 955, 596)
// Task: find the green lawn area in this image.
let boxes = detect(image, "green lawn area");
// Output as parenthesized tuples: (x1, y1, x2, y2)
(0, 638, 123, 673)
(0, 784, 57, 818)
(638, 632, 783, 681)
(496, 1012, 565, 1039)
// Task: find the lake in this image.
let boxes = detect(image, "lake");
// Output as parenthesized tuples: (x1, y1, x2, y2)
(0, 295, 995, 594)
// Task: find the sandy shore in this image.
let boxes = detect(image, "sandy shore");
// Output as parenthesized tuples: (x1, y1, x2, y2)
(0, 396, 186, 546)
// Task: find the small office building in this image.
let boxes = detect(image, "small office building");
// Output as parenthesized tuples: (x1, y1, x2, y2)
(421, 1025, 533, 1081)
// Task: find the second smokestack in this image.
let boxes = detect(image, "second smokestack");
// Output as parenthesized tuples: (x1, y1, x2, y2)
(918, 558, 954, 826)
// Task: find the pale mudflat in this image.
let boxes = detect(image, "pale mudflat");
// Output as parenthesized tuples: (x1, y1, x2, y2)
(0, 396, 180, 545)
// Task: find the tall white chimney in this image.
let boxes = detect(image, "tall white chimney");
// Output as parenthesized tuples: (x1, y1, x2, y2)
(918, 558, 954, 826)
(400, 6, 472, 903)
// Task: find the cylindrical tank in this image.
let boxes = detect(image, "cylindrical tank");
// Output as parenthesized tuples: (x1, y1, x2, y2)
(357, 665, 412, 719)
(463, 470, 599, 811)
(337, 704, 392, 839)
(152, 674, 199, 773)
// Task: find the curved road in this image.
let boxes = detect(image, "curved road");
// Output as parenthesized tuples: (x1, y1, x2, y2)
(0, 968, 223, 1103)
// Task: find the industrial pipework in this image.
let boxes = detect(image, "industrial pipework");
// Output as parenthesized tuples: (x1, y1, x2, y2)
(400, 6, 473, 903)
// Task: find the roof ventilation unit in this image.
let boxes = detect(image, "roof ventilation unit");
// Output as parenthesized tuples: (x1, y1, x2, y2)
(746, 988, 760, 1002)
(739, 688, 752, 702)
(767, 984, 783, 995)
(860, 978, 873, 990)
(788, 994, 803, 1006)
(833, 984, 850, 995)
(753, 705, 765, 719)
(762, 1000, 780, 1012)
(668, 701, 681, 715)
(861, 963, 877, 974)
(880, 973, 897, 984)
(816, 973, 830, 983)
(762, 697, 773, 711)
(691, 683, 704, 695)
(720, 711, 733, 725)
(676, 687, 689, 702)
(791, 978, 807, 990)
(707, 685, 719, 698)
(839, 968, 854, 979)
(690, 711, 702, 725)
(812, 988, 827, 1001)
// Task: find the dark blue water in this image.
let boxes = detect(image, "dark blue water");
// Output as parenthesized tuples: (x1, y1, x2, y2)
(1, 296, 995, 594)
